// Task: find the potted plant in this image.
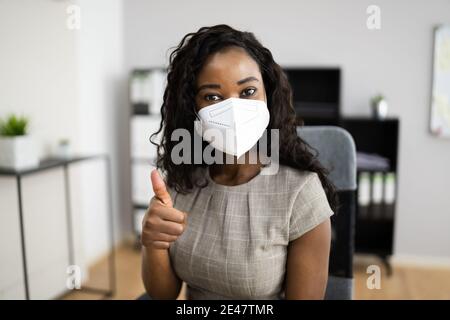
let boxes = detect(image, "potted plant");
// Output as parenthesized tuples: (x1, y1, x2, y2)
(0, 114, 39, 170)
(370, 93, 388, 119)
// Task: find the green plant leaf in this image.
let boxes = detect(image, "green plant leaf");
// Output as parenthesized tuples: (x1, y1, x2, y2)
(0, 114, 29, 136)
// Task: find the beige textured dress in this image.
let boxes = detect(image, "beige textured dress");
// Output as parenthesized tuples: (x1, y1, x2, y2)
(167, 164, 334, 299)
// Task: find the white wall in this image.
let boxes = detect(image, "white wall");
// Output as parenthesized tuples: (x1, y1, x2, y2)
(0, 177, 25, 299)
(0, 0, 130, 280)
(75, 0, 130, 261)
(0, 0, 80, 155)
(123, 0, 450, 260)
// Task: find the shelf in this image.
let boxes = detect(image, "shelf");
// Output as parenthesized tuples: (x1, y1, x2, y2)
(340, 118, 399, 172)
(133, 203, 148, 210)
(357, 203, 396, 220)
(0, 155, 106, 176)
(131, 157, 157, 164)
(340, 118, 400, 260)
(357, 168, 393, 173)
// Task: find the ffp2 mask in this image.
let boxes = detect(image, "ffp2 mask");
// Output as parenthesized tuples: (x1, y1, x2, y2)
(194, 97, 270, 158)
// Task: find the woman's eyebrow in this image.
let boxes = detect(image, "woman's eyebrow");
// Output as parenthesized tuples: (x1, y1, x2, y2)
(196, 76, 259, 93)
(236, 76, 259, 85)
(197, 83, 220, 93)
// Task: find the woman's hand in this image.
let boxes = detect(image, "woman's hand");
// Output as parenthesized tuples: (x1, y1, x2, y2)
(141, 169, 187, 250)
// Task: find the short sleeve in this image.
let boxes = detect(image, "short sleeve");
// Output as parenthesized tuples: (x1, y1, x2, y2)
(288, 172, 334, 242)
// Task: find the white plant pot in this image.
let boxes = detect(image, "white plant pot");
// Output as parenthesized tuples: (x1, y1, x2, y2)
(0, 135, 39, 170)
(372, 99, 388, 119)
(55, 143, 71, 159)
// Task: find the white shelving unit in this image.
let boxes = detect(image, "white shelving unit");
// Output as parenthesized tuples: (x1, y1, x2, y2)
(129, 68, 166, 238)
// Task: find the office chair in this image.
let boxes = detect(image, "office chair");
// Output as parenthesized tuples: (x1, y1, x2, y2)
(138, 126, 356, 300)
(297, 126, 357, 300)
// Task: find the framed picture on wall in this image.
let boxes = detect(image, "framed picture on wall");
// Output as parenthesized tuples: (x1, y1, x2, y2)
(430, 25, 450, 138)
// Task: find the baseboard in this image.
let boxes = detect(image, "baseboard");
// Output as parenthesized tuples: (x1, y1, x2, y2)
(390, 254, 450, 269)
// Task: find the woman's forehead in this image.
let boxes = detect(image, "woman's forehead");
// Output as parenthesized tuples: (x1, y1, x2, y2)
(197, 47, 261, 85)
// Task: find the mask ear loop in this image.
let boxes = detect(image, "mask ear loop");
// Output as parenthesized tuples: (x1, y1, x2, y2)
(262, 91, 271, 168)
(193, 107, 203, 135)
(194, 109, 201, 120)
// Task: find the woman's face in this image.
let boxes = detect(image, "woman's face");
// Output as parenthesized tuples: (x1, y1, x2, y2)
(195, 46, 266, 111)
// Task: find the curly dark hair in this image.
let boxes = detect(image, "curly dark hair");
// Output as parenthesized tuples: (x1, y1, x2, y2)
(151, 24, 338, 212)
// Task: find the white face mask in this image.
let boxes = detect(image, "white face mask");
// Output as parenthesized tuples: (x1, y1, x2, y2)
(194, 97, 270, 158)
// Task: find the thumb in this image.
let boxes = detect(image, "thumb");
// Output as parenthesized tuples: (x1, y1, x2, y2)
(150, 169, 172, 207)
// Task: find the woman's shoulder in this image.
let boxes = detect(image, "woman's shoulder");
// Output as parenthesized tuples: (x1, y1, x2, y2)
(275, 165, 331, 218)
(274, 164, 322, 193)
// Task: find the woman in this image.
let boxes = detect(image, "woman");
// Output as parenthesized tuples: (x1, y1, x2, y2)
(141, 24, 338, 300)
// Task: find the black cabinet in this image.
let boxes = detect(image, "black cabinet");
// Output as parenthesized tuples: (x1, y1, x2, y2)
(339, 118, 399, 273)
(300, 116, 400, 273)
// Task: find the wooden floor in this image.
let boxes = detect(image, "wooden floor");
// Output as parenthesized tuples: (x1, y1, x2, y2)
(63, 242, 450, 300)
(63, 241, 187, 300)
(354, 255, 450, 299)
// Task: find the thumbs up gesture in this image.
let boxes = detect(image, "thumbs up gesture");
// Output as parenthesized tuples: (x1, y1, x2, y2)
(141, 169, 187, 250)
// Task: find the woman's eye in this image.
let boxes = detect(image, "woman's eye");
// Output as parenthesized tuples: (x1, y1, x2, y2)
(241, 87, 257, 97)
(204, 94, 221, 101)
